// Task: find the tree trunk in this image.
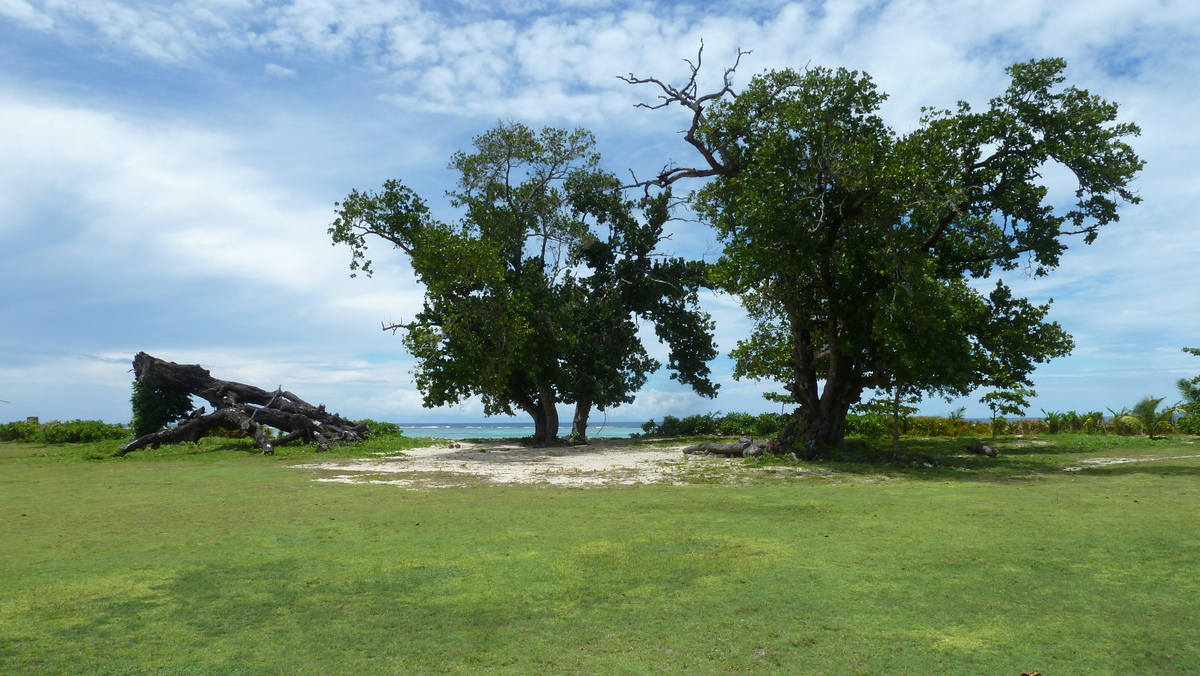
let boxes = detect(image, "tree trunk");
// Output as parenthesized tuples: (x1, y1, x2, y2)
(799, 400, 853, 459)
(571, 398, 591, 444)
(891, 382, 902, 455)
(528, 382, 560, 446)
(784, 351, 860, 459)
(118, 352, 368, 456)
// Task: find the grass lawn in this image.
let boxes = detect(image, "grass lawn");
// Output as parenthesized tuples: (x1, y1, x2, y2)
(2, 434, 1198, 674)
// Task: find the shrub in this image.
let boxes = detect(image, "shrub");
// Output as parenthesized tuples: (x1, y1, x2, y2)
(844, 412, 891, 438)
(1177, 402, 1200, 435)
(130, 380, 196, 437)
(356, 419, 402, 436)
(641, 412, 788, 438)
(1041, 410, 1108, 434)
(904, 416, 990, 437)
(0, 419, 129, 443)
(0, 419, 41, 442)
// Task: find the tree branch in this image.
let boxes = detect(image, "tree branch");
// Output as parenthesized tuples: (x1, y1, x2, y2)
(618, 42, 750, 191)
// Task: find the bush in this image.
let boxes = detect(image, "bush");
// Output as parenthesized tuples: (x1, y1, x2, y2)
(844, 412, 891, 438)
(1041, 410, 1108, 434)
(356, 419, 402, 436)
(641, 412, 788, 438)
(130, 380, 196, 437)
(904, 416, 990, 437)
(0, 419, 129, 444)
(0, 419, 41, 442)
(1177, 402, 1200, 435)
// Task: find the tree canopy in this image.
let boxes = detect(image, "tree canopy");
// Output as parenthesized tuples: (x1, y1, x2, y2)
(330, 123, 716, 444)
(627, 56, 1143, 455)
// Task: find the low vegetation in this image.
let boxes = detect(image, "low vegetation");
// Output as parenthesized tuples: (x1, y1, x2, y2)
(2, 433, 1198, 674)
(638, 402, 1200, 442)
(0, 418, 128, 444)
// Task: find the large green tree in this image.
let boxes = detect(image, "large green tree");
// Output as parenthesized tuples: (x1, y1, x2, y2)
(560, 177, 717, 439)
(330, 123, 716, 445)
(626, 56, 1142, 455)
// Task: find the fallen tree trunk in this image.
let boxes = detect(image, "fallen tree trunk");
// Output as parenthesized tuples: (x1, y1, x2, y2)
(118, 352, 368, 456)
(682, 437, 782, 458)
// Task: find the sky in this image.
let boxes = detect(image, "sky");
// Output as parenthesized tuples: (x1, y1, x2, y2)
(0, 0, 1197, 425)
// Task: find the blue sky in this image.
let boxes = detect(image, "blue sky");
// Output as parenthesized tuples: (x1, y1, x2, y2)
(1, 0, 1197, 425)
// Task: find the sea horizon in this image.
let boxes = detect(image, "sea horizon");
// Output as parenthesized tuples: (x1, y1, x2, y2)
(395, 421, 646, 440)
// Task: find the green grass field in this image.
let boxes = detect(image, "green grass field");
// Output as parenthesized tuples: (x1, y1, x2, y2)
(2, 434, 1198, 674)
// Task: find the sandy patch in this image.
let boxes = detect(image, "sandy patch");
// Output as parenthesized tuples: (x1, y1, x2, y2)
(1062, 454, 1200, 471)
(293, 438, 739, 488)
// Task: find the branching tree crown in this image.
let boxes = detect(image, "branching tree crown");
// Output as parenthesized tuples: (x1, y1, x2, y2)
(626, 53, 1143, 455)
(331, 122, 716, 444)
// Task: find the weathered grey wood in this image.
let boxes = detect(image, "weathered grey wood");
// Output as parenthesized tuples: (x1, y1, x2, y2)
(118, 352, 367, 456)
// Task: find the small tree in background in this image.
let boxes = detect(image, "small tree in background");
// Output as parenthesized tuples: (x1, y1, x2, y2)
(980, 386, 1033, 440)
(1174, 347, 1200, 434)
(1110, 396, 1174, 439)
(130, 380, 195, 437)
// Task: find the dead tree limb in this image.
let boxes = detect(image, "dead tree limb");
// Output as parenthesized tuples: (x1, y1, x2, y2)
(618, 42, 750, 192)
(118, 352, 368, 456)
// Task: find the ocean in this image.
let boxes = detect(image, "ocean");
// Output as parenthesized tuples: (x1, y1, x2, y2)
(396, 421, 645, 440)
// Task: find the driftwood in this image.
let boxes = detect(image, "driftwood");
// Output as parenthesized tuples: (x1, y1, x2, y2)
(118, 352, 368, 456)
(683, 436, 780, 458)
(965, 442, 998, 458)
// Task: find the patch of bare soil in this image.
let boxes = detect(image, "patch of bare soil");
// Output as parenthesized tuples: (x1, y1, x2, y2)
(294, 438, 719, 488)
(1062, 454, 1200, 471)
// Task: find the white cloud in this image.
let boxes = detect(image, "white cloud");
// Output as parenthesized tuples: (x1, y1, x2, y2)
(0, 0, 52, 30)
(0, 93, 349, 294)
(263, 62, 297, 77)
(1, 0, 1199, 425)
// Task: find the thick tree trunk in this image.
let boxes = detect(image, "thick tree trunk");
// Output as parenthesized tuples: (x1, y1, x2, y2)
(780, 319, 863, 458)
(571, 398, 591, 444)
(117, 352, 368, 456)
(540, 386, 560, 445)
(524, 382, 560, 446)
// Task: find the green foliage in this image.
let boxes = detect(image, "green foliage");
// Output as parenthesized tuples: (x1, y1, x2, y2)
(640, 411, 789, 438)
(1177, 347, 1200, 405)
(1109, 396, 1176, 438)
(0, 419, 129, 443)
(1176, 401, 1200, 435)
(332, 123, 716, 443)
(0, 418, 39, 442)
(676, 58, 1140, 451)
(1041, 410, 1108, 434)
(355, 419, 402, 436)
(981, 386, 1035, 438)
(130, 379, 196, 437)
(850, 394, 921, 440)
(903, 416, 991, 437)
(844, 411, 892, 438)
(1174, 348, 1200, 434)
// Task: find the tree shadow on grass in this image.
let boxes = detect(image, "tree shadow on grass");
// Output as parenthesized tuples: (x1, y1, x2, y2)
(1067, 459, 1200, 479)
(791, 435, 1200, 483)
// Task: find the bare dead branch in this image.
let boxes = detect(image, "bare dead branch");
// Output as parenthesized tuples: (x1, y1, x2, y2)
(118, 352, 368, 456)
(618, 42, 751, 193)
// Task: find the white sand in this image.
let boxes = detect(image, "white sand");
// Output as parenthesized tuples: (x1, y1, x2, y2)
(292, 438, 724, 488)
